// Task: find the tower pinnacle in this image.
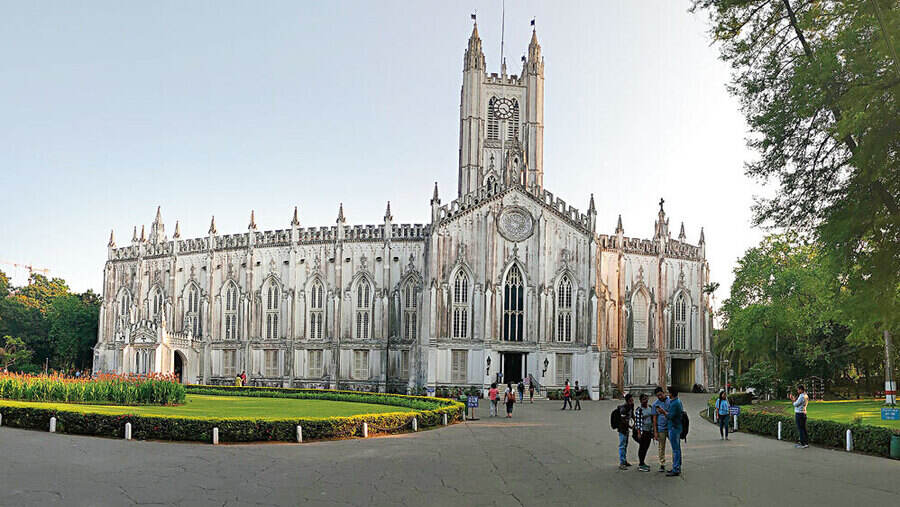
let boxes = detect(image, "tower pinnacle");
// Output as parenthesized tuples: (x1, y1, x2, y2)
(108, 229, 115, 248)
(291, 206, 300, 226)
(208, 216, 217, 235)
(337, 203, 345, 223)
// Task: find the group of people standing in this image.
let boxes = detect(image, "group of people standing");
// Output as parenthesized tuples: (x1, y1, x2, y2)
(614, 386, 685, 477)
(487, 376, 540, 418)
(560, 380, 582, 410)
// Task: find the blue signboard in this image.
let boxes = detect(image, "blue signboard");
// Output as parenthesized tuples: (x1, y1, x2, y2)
(467, 395, 479, 408)
(729, 406, 741, 416)
(882, 408, 899, 421)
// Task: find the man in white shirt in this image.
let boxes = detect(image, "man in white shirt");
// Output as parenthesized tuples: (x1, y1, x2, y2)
(789, 385, 809, 448)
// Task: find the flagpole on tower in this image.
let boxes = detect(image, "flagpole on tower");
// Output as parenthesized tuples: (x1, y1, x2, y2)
(500, 0, 505, 73)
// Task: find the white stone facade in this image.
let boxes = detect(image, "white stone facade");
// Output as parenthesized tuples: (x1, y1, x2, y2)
(93, 25, 715, 397)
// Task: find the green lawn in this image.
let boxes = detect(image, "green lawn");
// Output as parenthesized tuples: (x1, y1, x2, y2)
(753, 399, 900, 429)
(0, 394, 415, 420)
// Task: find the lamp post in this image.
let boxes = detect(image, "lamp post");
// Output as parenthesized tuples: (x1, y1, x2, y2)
(484, 355, 491, 397)
(542, 357, 549, 378)
(723, 359, 730, 394)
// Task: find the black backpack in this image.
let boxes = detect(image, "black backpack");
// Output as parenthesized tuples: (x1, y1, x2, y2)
(680, 412, 690, 440)
(610, 407, 621, 430)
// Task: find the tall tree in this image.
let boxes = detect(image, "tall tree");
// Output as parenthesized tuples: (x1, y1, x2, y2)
(0, 335, 32, 371)
(47, 294, 100, 370)
(693, 0, 900, 369)
(0, 269, 9, 298)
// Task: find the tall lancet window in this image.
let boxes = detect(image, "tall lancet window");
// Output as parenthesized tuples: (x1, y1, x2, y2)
(507, 99, 520, 140)
(674, 293, 687, 350)
(633, 291, 649, 349)
(118, 290, 131, 320)
(503, 265, 525, 342)
(265, 281, 280, 340)
(149, 287, 163, 322)
(309, 281, 324, 339)
(451, 271, 469, 339)
(487, 97, 500, 140)
(224, 282, 239, 340)
(355, 279, 371, 339)
(186, 284, 201, 337)
(556, 275, 573, 342)
(403, 281, 417, 340)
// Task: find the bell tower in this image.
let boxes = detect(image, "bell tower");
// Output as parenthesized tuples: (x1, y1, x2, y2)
(457, 21, 545, 198)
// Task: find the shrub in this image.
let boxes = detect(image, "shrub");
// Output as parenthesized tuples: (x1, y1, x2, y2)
(0, 372, 185, 405)
(546, 389, 590, 400)
(0, 386, 465, 443)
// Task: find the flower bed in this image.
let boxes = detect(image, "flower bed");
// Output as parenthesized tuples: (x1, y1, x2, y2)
(0, 385, 464, 443)
(0, 372, 185, 405)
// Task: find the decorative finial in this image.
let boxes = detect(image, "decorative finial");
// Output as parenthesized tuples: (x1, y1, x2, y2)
(139, 225, 146, 242)
(431, 182, 440, 204)
(131, 226, 138, 242)
(208, 215, 217, 235)
(337, 203, 345, 223)
(173, 220, 181, 239)
(384, 201, 393, 221)
(588, 193, 596, 213)
(659, 197, 665, 213)
(678, 222, 686, 241)
(248, 210, 256, 230)
(699, 227, 706, 245)
(154, 206, 162, 223)
(616, 214, 623, 234)
(108, 229, 116, 248)
(291, 206, 300, 226)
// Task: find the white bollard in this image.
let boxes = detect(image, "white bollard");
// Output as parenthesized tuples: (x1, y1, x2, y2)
(846, 429, 853, 452)
(778, 421, 782, 440)
(49, 417, 57, 433)
(125, 423, 132, 441)
(0, 412, 3, 426)
(733, 414, 738, 431)
(707, 406, 711, 418)
(442, 413, 448, 426)
(412, 417, 418, 432)
(212, 427, 219, 445)
(362, 422, 368, 438)
(296, 425, 303, 443)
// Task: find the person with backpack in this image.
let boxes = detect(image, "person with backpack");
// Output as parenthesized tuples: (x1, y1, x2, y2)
(517, 379, 525, 403)
(488, 382, 499, 417)
(612, 393, 635, 470)
(715, 390, 731, 440)
(655, 386, 684, 477)
(573, 381, 582, 410)
(560, 380, 573, 410)
(634, 393, 654, 472)
(651, 386, 670, 472)
(504, 383, 516, 418)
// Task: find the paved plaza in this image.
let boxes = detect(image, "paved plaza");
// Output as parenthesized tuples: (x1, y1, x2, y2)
(2, 394, 899, 506)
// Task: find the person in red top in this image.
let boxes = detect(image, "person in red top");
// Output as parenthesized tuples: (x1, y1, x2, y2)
(561, 380, 573, 410)
(488, 382, 499, 417)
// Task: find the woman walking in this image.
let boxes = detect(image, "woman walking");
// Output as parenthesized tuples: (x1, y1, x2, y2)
(505, 383, 516, 418)
(489, 383, 499, 417)
(715, 390, 730, 440)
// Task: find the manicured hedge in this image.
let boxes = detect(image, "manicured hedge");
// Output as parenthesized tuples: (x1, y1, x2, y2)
(0, 387, 464, 443)
(546, 389, 591, 400)
(699, 407, 899, 458)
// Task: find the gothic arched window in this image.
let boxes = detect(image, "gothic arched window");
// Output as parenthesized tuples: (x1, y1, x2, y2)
(355, 279, 371, 339)
(674, 292, 687, 350)
(118, 290, 130, 320)
(224, 282, 239, 340)
(149, 286, 163, 322)
(185, 284, 201, 337)
(556, 275, 573, 342)
(507, 99, 520, 140)
(265, 280, 280, 340)
(503, 265, 525, 342)
(309, 281, 324, 340)
(633, 291, 648, 349)
(487, 97, 499, 140)
(403, 280, 417, 340)
(451, 271, 469, 339)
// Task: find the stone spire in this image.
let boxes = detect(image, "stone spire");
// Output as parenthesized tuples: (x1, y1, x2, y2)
(528, 28, 541, 62)
(588, 194, 596, 213)
(431, 182, 440, 205)
(678, 222, 686, 242)
(654, 197, 669, 239)
(139, 225, 146, 242)
(616, 214, 623, 234)
(248, 210, 257, 230)
(149, 206, 165, 244)
(208, 216, 217, 235)
(384, 201, 393, 221)
(173, 220, 181, 239)
(464, 21, 485, 71)
(699, 227, 706, 245)
(132, 226, 138, 243)
(336, 203, 345, 223)
(108, 229, 116, 248)
(291, 206, 300, 226)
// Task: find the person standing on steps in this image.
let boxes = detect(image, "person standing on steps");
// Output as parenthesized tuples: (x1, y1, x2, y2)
(505, 383, 516, 418)
(651, 387, 670, 472)
(528, 375, 535, 403)
(488, 382, 499, 417)
(656, 386, 684, 477)
(573, 381, 582, 410)
(517, 379, 525, 403)
(561, 380, 573, 410)
(635, 393, 654, 472)
(715, 390, 731, 440)
(789, 384, 809, 448)
(617, 393, 635, 470)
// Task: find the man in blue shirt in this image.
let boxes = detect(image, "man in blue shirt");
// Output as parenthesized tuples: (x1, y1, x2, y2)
(656, 386, 684, 477)
(651, 386, 670, 472)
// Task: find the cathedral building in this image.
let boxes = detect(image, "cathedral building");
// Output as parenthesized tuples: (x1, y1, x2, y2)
(93, 24, 716, 398)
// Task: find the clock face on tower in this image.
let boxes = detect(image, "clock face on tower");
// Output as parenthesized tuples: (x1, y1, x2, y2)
(493, 97, 515, 120)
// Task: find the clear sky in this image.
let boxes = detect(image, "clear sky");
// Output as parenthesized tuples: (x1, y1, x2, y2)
(0, 0, 766, 307)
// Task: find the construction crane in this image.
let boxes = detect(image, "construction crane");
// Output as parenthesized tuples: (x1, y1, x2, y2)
(0, 260, 51, 284)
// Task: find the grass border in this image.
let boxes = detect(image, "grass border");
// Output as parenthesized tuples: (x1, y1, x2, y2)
(0, 386, 465, 443)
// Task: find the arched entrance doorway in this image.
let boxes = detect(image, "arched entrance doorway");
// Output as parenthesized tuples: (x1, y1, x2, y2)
(173, 351, 185, 384)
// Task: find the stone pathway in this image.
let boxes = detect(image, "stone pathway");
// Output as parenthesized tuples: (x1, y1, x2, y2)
(1, 394, 898, 506)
